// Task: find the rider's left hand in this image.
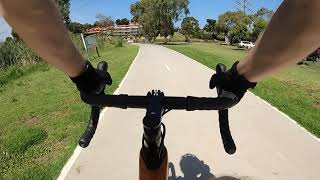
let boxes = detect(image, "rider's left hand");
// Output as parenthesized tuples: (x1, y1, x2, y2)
(70, 61, 112, 95)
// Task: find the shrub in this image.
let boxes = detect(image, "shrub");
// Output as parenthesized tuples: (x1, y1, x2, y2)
(0, 38, 42, 69)
(109, 37, 125, 48)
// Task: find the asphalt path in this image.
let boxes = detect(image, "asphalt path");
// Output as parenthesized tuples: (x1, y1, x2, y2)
(62, 44, 320, 180)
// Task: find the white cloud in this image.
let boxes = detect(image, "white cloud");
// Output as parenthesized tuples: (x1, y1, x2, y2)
(0, 17, 12, 42)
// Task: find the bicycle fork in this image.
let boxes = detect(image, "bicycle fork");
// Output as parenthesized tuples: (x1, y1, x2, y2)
(139, 91, 168, 180)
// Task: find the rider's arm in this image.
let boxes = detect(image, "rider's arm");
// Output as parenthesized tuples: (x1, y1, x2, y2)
(0, 0, 86, 77)
(237, 0, 320, 82)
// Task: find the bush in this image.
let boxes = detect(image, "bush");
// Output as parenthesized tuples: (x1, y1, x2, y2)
(109, 37, 125, 48)
(0, 38, 42, 70)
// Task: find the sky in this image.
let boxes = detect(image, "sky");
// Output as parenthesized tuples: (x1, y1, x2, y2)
(0, 0, 282, 42)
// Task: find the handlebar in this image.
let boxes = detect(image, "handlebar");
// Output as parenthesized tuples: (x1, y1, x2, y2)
(80, 92, 237, 110)
(79, 62, 238, 155)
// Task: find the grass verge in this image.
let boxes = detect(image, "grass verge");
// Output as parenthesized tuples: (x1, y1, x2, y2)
(0, 44, 139, 179)
(165, 42, 320, 137)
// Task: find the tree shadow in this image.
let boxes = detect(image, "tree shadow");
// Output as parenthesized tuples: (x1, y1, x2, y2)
(157, 42, 190, 46)
(168, 154, 243, 180)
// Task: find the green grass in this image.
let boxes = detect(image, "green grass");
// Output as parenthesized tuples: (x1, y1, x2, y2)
(165, 42, 320, 137)
(0, 44, 139, 179)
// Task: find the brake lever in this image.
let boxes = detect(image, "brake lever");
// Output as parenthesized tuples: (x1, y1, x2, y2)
(79, 106, 101, 148)
(216, 63, 237, 155)
(79, 61, 110, 148)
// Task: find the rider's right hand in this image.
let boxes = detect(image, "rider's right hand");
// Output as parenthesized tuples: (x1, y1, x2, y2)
(70, 61, 112, 95)
(210, 61, 257, 103)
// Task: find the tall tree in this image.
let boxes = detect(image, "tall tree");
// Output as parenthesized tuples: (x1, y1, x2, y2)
(254, 7, 274, 21)
(215, 11, 251, 43)
(55, 0, 71, 25)
(180, 16, 200, 42)
(120, 18, 130, 25)
(203, 19, 216, 40)
(68, 22, 88, 33)
(130, 0, 189, 43)
(116, 18, 130, 25)
(115, 19, 121, 25)
(95, 14, 114, 27)
(251, 18, 267, 41)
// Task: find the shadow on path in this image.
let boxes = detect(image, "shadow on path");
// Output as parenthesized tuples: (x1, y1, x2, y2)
(169, 154, 252, 180)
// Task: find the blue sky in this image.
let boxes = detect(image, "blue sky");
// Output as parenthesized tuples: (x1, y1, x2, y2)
(0, 0, 282, 41)
(70, 0, 282, 26)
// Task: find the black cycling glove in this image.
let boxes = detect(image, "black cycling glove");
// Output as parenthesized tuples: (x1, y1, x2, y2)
(70, 61, 112, 95)
(210, 61, 257, 103)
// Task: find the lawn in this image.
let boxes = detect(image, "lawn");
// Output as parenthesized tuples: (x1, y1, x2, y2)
(0, 44, 139, 179)
(165, 42, 320, 137)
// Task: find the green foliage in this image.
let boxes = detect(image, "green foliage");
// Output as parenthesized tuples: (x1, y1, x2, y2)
(215, 11, 251, 44)
(68, 22, 93, 33)
(254, 7, 274, 21)
(4, 127, 47, 154)
(251, 18, 267, 41)
(115, 18, 130, 25)
(180, 16, 200, 42)
(228, 23, 250, 43)
(130, 0, 189, 42)
(110, 37, 125, 48)
(0, 45, 139, 179)
(197, 30, 212, 41)
(55, 0, 71, 25)
(0, 38, 42, 69)
(203, 19, 216, 40)
(215, 7, 272, 43)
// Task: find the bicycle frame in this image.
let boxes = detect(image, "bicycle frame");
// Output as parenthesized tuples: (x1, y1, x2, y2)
(78, 61, 238, 180)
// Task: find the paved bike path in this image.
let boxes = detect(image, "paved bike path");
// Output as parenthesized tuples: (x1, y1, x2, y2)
(63, 44, 320, 180)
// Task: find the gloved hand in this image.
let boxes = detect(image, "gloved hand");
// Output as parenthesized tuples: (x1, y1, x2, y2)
(70, 61, 112, 95)
(210, 61, 257, 103)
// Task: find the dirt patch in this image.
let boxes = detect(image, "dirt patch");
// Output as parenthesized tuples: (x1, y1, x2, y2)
(314, 102, 320, 109)
(25, 117, 40, 127)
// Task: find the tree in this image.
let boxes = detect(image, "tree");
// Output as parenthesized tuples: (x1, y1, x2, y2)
(180, 16, 200, 42)
(115, 18, 130, 25)
(130, 0, 189, 43)
(115, 19, 121, 25)
(249, 7, 272, 41)
(251, 17, 267, 41)
(203, 19, 216, 40)
(55, 0, 71, 25)
(254, 7, 274, 21)
(215, 11, 251, 43)
(120, 18, 130, 25)
(68, 22, 84, 33)
(95, 14, 114, 27)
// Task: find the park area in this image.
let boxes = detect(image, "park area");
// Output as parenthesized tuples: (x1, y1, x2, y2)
(0, 35, 319, 179)
(165, 42, 320, 137)
(0, 0, 320, 178)
(0, 39, 139, 179)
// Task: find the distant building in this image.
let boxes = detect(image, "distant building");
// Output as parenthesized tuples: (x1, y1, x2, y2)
(85, 23, 142, 37)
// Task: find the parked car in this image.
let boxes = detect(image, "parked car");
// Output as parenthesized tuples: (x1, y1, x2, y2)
(239, 41, 255, 49)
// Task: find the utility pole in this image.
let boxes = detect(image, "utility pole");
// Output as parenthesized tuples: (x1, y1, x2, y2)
(235, 0, 254, 15)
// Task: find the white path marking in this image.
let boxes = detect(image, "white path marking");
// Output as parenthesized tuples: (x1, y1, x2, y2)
(165, 64, 171, 71)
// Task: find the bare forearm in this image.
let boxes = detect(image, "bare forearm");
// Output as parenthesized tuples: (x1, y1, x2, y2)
(1, 0, 85, 77)
(238, 0, 320, 82)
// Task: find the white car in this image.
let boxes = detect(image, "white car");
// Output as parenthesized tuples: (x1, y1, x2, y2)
(239, 41, 255, 49)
